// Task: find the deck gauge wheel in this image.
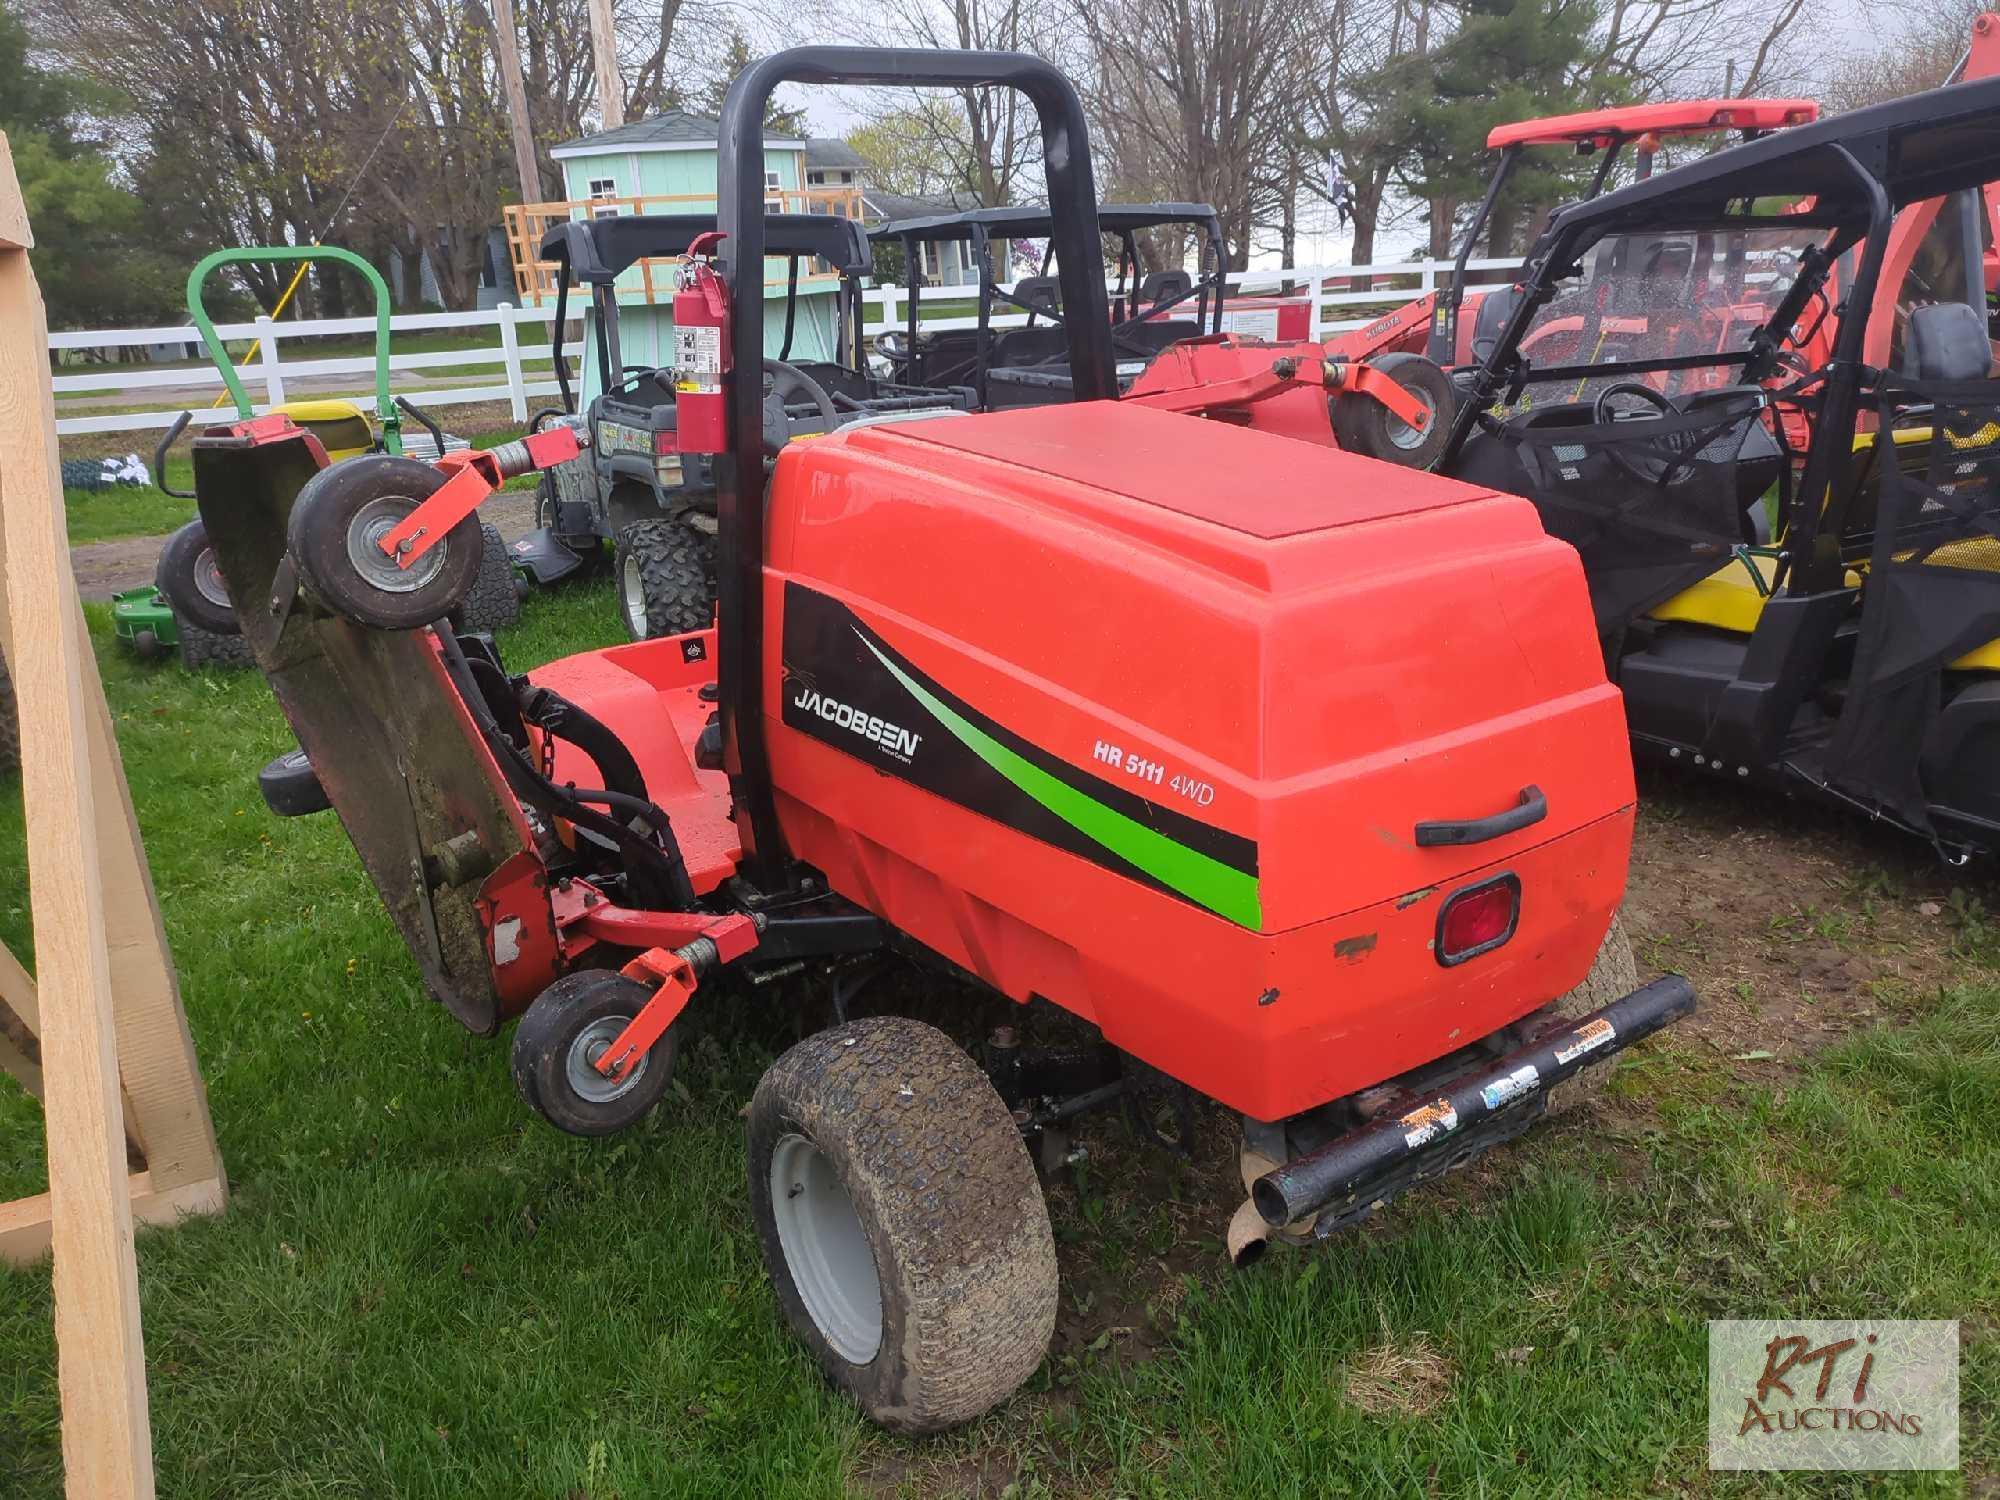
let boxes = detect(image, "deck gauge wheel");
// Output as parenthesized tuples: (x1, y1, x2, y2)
(156, 518, 240, 635)
(1331, 352, 1454, 469)
(510, 969, 676, 1136)
(287, 456, 483, 630)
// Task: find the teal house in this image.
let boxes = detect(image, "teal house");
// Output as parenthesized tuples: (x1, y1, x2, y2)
(506, 111, 866, 401)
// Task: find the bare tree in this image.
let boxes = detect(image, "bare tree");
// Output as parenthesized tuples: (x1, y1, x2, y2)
(1820, 1, 1982, 112)
(1071, 0, 1313, 270)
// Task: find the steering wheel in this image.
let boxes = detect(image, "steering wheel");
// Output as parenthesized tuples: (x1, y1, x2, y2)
(1592, 380, 1686, 486)
(875, 329, 921, 362)
(1593, 380, 1673, 426)
(761, 357, 839, 457)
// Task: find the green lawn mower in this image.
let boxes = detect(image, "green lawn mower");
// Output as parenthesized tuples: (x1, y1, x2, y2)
(140, 245, 520, 667)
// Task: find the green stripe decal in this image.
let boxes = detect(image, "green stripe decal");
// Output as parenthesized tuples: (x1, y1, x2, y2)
(860, 636, 1263, 929)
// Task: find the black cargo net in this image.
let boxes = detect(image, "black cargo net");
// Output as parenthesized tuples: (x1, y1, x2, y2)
(1466, 227, 1811, 632)
(1824, 379, 2000, 831)
(1488, 390, 1784, 632)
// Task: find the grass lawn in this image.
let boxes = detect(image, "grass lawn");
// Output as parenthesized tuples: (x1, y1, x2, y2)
(0, 585, 1993, 1496)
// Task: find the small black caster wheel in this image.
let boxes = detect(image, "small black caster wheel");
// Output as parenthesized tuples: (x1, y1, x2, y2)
(258, 746, 330, 817)
(155, 519, 241, 634)
(132, 628, 165, 661)
(286, 455, 482, 629)
(510, 969, 674, 1136)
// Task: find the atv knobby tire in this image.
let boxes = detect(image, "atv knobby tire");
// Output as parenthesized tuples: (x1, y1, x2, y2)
(747, 1017, 1057, 1435)
(1331, 351, 1454, 470)
(0, 651, 16, 775)
(613, 520, 714, 641)
(451, 521, 522, 635)
(177, 615, 253, 671)
(1542, 911, 1637, 1115)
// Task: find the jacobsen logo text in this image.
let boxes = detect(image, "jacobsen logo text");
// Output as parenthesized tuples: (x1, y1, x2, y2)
(792, 687, 923, 761)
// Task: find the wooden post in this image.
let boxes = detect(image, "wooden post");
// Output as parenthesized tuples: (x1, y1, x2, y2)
(490, 0, 544, 206)
(0, 128, 225, 1498)
(588, 0, 625, 131)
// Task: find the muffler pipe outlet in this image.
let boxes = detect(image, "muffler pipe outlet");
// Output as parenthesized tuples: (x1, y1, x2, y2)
(1253, 975, 1696, 1229)
(1226, 1197, 1273, 1268)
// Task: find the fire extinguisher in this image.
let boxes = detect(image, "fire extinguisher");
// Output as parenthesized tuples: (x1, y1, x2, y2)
(671, 230, 731, 454)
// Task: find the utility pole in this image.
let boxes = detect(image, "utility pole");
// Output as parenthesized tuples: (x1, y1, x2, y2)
(589, 0, 626, 130)
(490, 0, 543, 204)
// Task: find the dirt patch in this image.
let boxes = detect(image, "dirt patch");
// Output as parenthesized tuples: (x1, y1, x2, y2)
(69, 489, 540, 601)
(1342, 1331, 1457, 1417)
(1620, 764, 1972, 1078)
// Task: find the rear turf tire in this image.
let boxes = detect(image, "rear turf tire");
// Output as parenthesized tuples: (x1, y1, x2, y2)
(613, 520, 714, 641)
(1543, 912, 1637, 1114)
(747, 1017, 1058, 1435)
(1331, 352, 1454, 469)
(450, 521, 522, 635)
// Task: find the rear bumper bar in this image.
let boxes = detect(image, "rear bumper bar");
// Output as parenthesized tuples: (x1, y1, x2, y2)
(1252, 974, 1696, 1229)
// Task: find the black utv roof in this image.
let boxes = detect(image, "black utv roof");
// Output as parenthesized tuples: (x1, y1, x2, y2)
(1547, 74, 2000, 241)
(875, 202, 1222, 242)
(537, 213, 872, 282)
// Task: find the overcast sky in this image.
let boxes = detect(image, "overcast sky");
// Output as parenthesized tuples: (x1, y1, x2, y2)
(778, 0, 1913, 271)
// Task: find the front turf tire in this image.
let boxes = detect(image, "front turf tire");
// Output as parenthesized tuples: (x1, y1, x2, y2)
(747, 1017, 1058, 1435)
(613, 519, 714, 641)
(1544, 911, 1637, 1114)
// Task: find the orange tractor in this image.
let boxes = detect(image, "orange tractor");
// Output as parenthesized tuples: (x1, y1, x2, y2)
(197, 47, 1690, 1433)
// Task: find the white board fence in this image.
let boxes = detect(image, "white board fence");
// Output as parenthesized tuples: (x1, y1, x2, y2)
(49, 256, 1521, 438)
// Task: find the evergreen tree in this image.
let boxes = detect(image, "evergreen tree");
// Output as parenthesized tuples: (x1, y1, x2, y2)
(0, 1, 181, 327)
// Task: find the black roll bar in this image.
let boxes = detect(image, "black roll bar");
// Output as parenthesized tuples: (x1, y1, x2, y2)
(716, 46, 1113, 890)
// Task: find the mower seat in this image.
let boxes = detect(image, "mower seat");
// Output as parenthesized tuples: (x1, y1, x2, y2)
(272, 398, 374, 461)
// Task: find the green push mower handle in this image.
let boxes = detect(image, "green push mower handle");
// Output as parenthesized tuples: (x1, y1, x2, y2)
(186, 245, 401, 454)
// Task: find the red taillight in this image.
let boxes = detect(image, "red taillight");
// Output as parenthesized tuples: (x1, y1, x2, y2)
(653, 429, 677, 456)
(1436, 875, 1520, 966)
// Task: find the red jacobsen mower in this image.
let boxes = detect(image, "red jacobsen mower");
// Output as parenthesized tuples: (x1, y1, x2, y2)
(198, 48, 1693, 1433)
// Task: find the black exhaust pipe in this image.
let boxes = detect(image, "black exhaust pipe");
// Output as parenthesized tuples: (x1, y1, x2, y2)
(1252, 975, 1695, 1229)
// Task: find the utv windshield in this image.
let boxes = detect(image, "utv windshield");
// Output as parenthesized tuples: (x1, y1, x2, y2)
(1496, 222, 1836, 414)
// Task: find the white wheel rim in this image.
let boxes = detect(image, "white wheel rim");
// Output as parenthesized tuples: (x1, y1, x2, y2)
(1387, 396, 1431, 450)
(770, 1132, 882, 1365)
(563, 1016, 648, 1105)
(347, 495, 445, 594)
(620, 553, 648, 636)
(193, 548, 232, 609)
